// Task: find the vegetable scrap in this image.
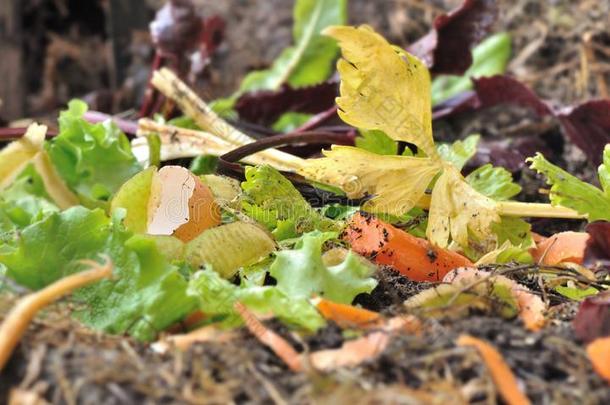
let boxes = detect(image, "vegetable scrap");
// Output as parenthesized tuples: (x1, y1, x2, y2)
(1, 0, 610, 402)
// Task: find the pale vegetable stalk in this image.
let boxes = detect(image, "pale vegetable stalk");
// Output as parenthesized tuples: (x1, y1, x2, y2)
(151, 68, 304, 171)
(0, 124, 78, 209)
(135, 119, 278, 167)
(0, 259, 113, 371)
(415, 196, 585, 219)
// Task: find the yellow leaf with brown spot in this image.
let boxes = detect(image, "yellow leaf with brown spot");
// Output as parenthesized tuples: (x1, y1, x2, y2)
(428, 165, 500, 248)
(299, 145, 440, 215)
(324, 25, 436, 158)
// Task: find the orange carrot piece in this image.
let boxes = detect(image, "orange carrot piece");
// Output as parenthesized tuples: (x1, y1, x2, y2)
(530, 231, 589, 265)
(344, 212, 473, 282)
(0, 259, 113, 372)
(457, 335, 531, 405)
(314, 298, 382, 329)
(587, 337, 610, 384)
(234, 302, 303, 372)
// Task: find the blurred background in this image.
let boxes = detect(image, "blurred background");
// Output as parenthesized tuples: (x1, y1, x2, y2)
(0, 0, 608, 125)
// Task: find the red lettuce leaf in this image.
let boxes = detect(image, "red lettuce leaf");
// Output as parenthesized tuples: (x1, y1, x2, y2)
(584, 222, 610, 274)
(573, 291, 610, 343)
(436, 75, 610, 166)
(235, 81, 339, 126)
(408, 0, 498, 75)
(556, 100, 610, 168)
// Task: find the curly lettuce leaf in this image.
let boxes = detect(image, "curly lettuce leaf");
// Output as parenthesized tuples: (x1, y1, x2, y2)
(0, 165, 58, 232)
(528, 150, 610, 221)
(187, 269, 325, 331)
(46, 100, 142, 207)
(269, 231, 377, 304)
(324, 25, 436, 158)
(242, 165, 338, 239)
(0, 206, 196, 341)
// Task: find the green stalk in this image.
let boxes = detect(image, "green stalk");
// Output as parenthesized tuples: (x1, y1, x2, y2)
(496, 201, 586, 219)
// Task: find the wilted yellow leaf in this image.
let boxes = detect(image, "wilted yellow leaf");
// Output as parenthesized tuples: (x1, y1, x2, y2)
(0, 123, 78, 209)
(324, 25, 436, 158)
(427, 165, 500, 248)
(0, 123, 46, 190)
(299, 146, 440, 215)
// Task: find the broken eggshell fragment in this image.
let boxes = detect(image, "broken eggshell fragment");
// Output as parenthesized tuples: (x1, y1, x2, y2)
(147, 165, 221, 242)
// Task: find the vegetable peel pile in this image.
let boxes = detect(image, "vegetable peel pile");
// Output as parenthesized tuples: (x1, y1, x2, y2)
(1, 0, 610, 401)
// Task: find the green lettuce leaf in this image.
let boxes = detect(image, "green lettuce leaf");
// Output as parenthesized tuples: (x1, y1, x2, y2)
(241, 165, 338, 239)
(189, 155, 219, 175)
(46, 100, 142, 207)
(272, 112, 312, 133)
(215, 0, 347, 112)
(555, 285, 598, 301)
(467, 163, 522, 201)
(240, 0, 347, 92)
(187, 269, 325, 332)
(437, 134, 480, 170)
(355, 129, 398, 155)
(0, 165, 59, 232)
(431, 32, 512, 105)
(269, 231, 377, 304)
(0, 206, 196, 341)
(528, 149, 610, 221)
(491, 216, 533, 249)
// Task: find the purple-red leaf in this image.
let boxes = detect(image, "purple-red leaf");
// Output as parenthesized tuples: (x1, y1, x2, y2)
(468, 136, 554, 173)
(235, 81, 339, 126)
(584, 222, 610, 274)
(408, 0, 497, 75)
(573, 291, 610, 343)
(557, 100, 610, 168)
(436, 75, 610, 166)
(472, 75, 553, 116)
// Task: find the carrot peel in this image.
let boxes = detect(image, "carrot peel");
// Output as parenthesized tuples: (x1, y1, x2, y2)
(0, 258, 113, 372)
(457, 334, 531, 405)
(586, 337, 610, 384)
(344, 212, 472, 282)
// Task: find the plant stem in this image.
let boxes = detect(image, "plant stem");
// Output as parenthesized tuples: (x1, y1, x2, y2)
(415, 195, 586, 219)
(496, 201, 587, 219)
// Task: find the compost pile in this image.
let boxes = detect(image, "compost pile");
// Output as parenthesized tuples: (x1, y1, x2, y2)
(1, 0, 610, 404)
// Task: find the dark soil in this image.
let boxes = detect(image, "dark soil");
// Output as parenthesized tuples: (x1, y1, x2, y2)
(3, 274, 609, 404)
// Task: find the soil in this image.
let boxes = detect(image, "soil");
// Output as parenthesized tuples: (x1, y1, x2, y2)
(3, 268, 609, 404)
(2, 0, 610, 403)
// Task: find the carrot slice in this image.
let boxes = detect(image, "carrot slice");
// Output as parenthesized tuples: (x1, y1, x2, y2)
(457, 335, 531, 405)
(587, 337, 610, 384)
(344, 212, 473, 281)
(314, 298, 382, 329)
(530, 231, 589, 265)
(234, 302, 303, 372)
